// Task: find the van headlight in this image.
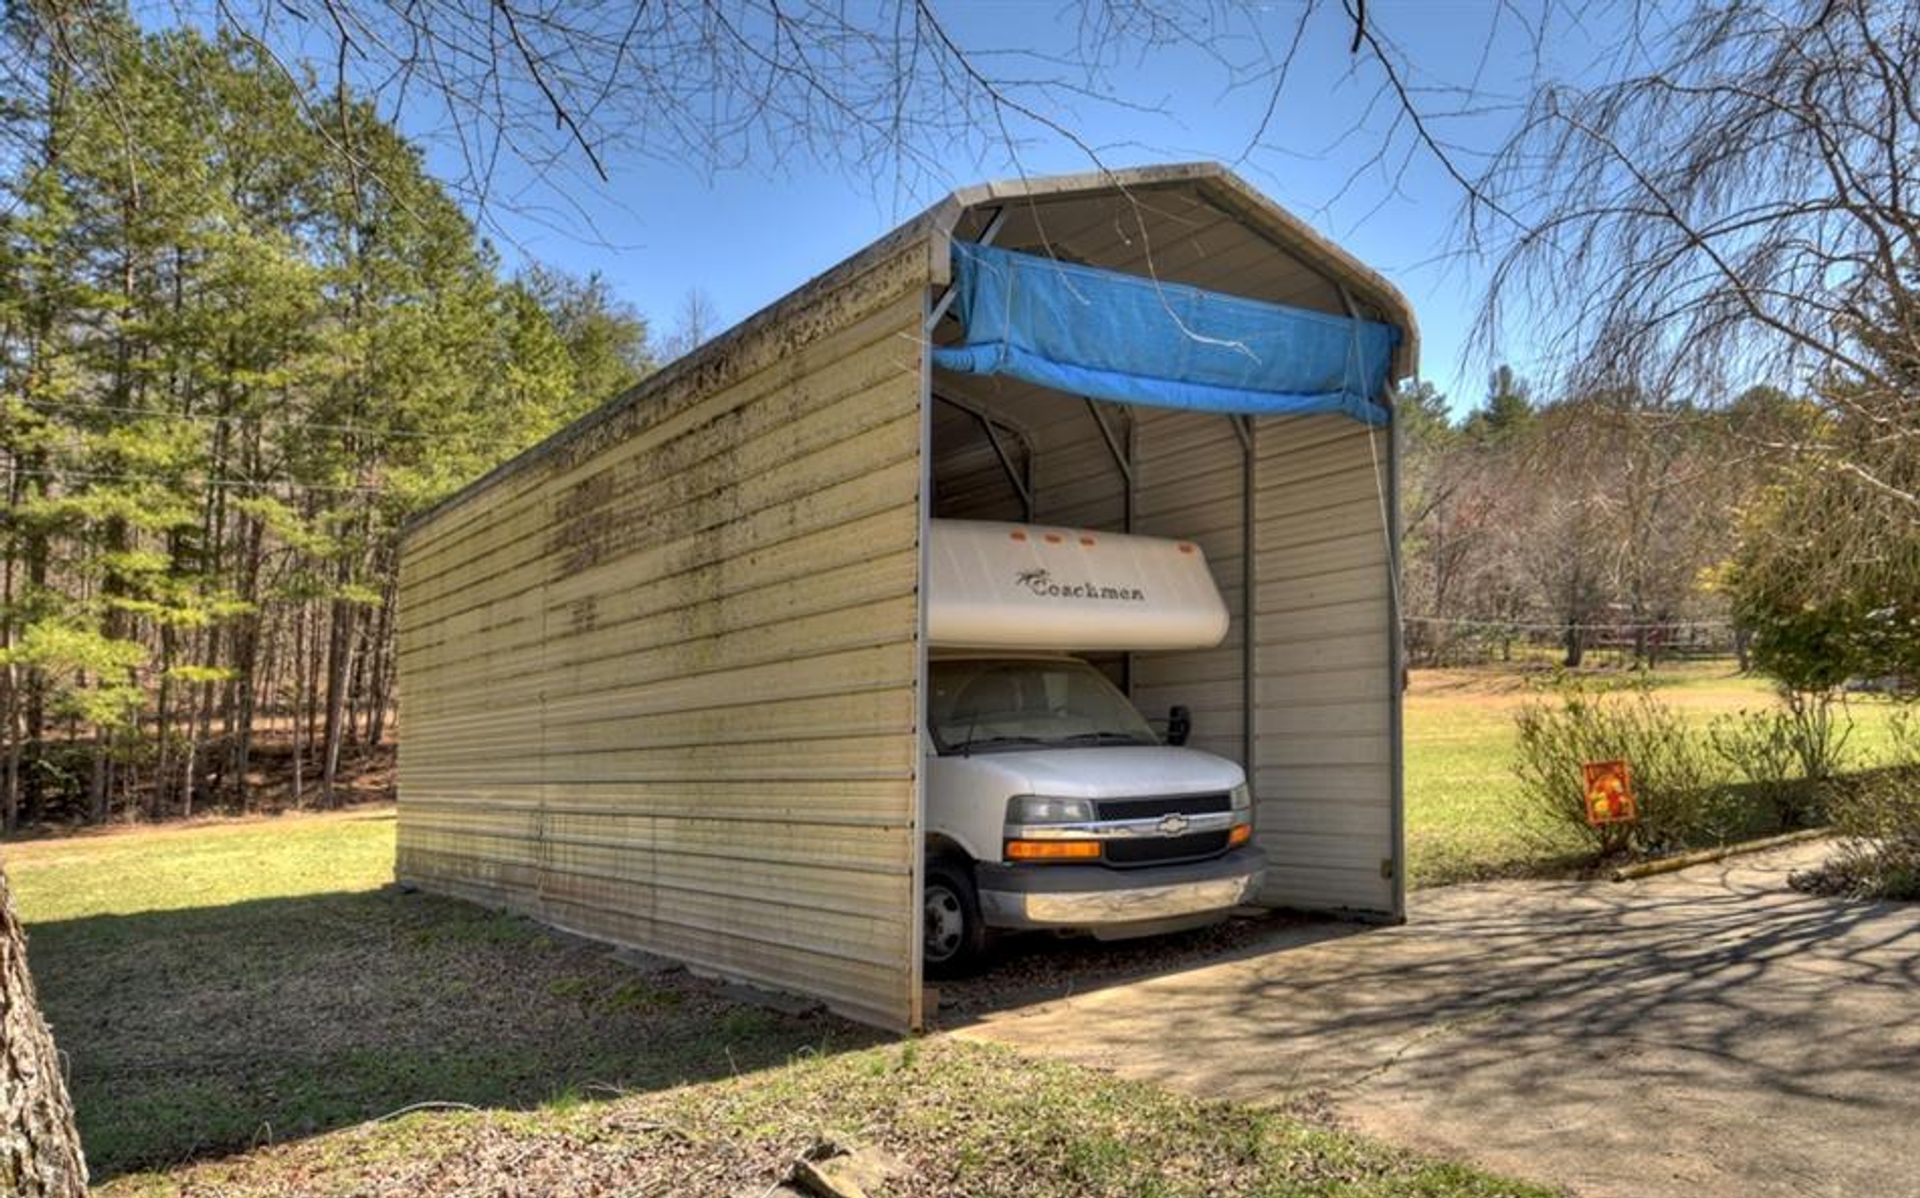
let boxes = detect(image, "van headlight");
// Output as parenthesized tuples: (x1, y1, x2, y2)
(1228, 783, 1255, 848)
(1006, 795, 1095, 825)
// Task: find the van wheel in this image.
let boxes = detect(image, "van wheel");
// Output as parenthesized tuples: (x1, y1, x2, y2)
(923, 861, 988, 978)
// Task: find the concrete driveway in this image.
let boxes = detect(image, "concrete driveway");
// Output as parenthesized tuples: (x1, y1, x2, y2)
(957, 841, 1920, 1198)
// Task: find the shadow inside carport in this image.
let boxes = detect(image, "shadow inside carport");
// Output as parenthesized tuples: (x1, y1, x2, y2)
(959, 844, 1920, 1198)
(930, 909, 1374, 1025)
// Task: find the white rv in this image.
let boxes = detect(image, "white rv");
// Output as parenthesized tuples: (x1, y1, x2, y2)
(919, 518, 1265, 974)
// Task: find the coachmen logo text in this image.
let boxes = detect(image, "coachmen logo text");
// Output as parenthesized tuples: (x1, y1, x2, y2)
(1015, 568, 1145, 602)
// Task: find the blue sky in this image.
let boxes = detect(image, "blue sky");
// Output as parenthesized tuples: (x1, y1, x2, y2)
(413, 3, 1616, 415)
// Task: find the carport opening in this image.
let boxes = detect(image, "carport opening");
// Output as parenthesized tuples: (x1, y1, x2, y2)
(916, 190, 1406, 1013)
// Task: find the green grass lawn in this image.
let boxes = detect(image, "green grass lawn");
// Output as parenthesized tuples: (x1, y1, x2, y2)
(1403, 660, 1910, 887)
(8, 809, 1549, 1197)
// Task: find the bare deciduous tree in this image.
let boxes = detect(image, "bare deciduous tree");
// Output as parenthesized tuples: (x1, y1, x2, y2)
(1474, 0, 1920, 509)
(653, 287, 722, 362)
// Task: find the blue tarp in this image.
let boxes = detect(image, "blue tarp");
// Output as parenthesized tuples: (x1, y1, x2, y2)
(930, 242, 1399, 425)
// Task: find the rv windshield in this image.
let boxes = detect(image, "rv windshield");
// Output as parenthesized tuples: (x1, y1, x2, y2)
(929, 658, 1158, 756)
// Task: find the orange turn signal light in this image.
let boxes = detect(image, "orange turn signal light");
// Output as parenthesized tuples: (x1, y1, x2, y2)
(1005, 839, 1102, 862)
(1228, 824, 1253, 847)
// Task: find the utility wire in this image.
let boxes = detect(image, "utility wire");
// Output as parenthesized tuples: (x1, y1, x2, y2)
(6, 465, 390, 496)
(12, 398, 439, 441)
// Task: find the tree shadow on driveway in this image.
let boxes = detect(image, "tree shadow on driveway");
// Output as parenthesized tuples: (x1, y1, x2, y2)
(965, 847, 1920, 1198)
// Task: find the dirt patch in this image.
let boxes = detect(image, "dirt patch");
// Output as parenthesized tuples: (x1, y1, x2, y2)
(99, 1038, 1550, 1198)
(931, 909, 1326, 1023)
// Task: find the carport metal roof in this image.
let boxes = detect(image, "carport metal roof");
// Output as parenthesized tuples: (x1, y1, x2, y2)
(408, 162, 1419, 537)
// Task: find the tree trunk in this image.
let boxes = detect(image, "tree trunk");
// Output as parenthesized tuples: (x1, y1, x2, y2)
(0, 866, 88, 1196)
(180, 634, 200, 821)
(291, 602, 306, 806)
(365, 577, 396, 747)
(227, 511, 265, 812)
(21, 540, 46, 824)
(85, 735, 107, 826)
(344, 601, 371, 746)
(2, 540, 19, 835)
(1, 680, 19, 836)
(320, 589, 355, 809)
(153, 625, 174, 819)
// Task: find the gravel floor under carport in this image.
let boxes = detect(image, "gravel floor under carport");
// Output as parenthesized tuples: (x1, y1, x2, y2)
(950, 841, 1920, 1198)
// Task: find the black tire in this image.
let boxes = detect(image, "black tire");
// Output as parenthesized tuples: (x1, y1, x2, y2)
(922, 860, 989, 978)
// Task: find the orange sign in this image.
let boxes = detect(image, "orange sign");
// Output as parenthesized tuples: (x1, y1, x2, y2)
(1583, 760, 1637, 825)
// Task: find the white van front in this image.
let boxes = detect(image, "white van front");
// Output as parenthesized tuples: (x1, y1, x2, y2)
(920, 652, 1265, 972)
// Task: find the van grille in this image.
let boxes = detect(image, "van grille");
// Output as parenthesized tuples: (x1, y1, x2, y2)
(1104, 831, 1233, 866)
(1094, 793, 1231, 821)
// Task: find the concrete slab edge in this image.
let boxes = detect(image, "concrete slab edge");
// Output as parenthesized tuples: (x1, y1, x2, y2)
(1610, 827, 1833, 882)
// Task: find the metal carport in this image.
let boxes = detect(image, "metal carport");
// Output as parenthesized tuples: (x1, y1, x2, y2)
(394, 162, 1417, 1032)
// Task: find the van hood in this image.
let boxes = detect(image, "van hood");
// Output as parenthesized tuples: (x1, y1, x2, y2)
(940, 745, 1244, 799)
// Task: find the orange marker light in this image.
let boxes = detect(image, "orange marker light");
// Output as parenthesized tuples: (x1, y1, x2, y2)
(1178, 542, 1196, 554)
(1044, 532, 1064, 544)
(1228, 824, 1253, 848)
(1005, 840, 1102, 862)
(1009, 530, 1027, 542)
(1079, 536, 1097, 546)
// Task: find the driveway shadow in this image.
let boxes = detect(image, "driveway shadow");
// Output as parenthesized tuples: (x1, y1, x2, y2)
(967, 848, 1920, 1198)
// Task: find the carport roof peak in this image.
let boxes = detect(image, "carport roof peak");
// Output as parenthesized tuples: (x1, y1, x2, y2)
(911, 162, 1415, 342)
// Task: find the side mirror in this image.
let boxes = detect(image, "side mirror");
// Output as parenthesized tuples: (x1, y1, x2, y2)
(1166, 704, 1192, 747)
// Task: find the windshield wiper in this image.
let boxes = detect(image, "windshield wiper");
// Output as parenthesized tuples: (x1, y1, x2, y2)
(1053, 731, 1154, 746)
(951, 735, 1049, 756)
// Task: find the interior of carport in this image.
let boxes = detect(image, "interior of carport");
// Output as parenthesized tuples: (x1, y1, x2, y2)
(918, 179, 1414, 965)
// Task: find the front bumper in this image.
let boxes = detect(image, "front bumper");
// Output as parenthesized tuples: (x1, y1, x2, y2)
(975, 847, 1265, 932)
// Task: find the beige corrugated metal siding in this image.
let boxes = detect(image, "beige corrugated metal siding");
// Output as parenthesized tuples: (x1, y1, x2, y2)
(396, 241, 932, 1031)
(1128, 409, 1248, 767)
(1249, 414, 1397, 912)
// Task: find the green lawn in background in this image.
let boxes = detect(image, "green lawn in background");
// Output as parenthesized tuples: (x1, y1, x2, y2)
(7, 807, 395, 922)
(1403, 660, 1908, 886)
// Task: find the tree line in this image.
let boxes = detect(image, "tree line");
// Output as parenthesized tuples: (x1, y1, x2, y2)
(1404, 347, 1916, 690)
(0, 18, 654, 831)
(1397, 370, 1800, 670)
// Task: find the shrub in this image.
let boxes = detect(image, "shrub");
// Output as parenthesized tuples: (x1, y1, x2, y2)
(1512, 680, 1732, 859)
(1791, 771, 1920, 900)
(1793, 708, 1920, 900)
(1779, 688, 1853, 781)
(1707, 688, 1851, 830)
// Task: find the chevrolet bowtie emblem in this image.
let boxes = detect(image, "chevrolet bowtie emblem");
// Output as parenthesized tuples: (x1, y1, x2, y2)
(1156, 813, 1191, 836)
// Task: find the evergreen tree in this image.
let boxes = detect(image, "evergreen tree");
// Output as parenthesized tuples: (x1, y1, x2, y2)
(0, 18, 651, 825)
(1463, 364, 1533, 443)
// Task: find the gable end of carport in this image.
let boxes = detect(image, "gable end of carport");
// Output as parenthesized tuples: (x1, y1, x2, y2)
(921, 163, 1414, 923)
